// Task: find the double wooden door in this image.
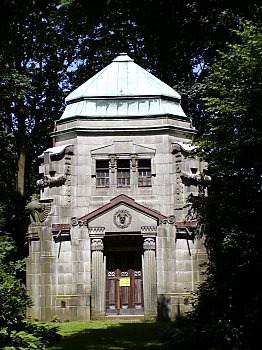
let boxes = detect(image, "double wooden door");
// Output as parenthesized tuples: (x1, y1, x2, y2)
(106, 251, 144, 315)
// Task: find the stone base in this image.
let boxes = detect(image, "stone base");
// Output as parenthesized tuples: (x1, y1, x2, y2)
(157, 293, 192, 320)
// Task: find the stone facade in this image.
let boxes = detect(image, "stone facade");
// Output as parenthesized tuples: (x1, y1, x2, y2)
(26, 53, 208, 321)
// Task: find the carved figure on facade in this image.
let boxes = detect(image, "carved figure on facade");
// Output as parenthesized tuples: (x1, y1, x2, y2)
(109, 155, 117, 172)
(27, 200, 51, 223)
(130, 155, 137, 171)
(36, 174, 66, 188)
(180, 170, 211, 183)
(113, 209, 132, 228)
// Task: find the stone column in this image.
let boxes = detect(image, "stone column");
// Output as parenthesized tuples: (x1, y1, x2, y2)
(91, 238, 105, 318)
(143, 237, 157, 319)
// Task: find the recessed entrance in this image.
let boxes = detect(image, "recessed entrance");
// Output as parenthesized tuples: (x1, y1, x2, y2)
(105, 236, 144, 315)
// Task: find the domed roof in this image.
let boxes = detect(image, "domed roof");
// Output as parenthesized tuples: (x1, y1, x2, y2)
(60, 53, 187, 120)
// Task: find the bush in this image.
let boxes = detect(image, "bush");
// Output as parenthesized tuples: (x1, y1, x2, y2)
(162, 315, 242, 350)
(0, 205, 61, 349)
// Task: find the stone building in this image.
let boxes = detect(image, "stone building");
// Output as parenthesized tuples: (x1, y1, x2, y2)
(26, 53, 208, 322)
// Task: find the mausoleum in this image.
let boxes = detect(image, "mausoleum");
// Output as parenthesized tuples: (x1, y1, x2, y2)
(26, 53, 208, 321)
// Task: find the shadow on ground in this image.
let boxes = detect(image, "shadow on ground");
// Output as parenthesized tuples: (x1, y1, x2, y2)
(49, 322, 172, 350)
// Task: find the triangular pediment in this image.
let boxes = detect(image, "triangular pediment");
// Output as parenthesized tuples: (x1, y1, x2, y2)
(79, 194, 166, 233)
(90, 141, 155, 157)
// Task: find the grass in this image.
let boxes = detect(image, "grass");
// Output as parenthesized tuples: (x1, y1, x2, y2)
(48, 320, 171, 350)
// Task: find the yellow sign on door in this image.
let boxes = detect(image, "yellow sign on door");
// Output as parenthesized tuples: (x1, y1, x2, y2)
(119, 277, 130, 287)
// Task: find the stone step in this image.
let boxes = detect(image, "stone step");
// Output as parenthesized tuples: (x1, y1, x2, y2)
(104, 315, 145, 322)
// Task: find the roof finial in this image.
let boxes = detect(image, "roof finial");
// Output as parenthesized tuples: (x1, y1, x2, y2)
(113, 53, 133, 62)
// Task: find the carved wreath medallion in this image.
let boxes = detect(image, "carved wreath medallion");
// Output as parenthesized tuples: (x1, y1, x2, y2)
(113, 209, 132, 229)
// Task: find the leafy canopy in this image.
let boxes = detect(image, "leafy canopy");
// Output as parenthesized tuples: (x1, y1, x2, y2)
(165, 21, 262, 350)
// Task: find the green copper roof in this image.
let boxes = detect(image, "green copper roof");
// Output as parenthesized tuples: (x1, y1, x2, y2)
(61, 53, 187, 119)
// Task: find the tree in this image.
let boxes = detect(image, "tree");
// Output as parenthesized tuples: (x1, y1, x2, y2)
(0, 0, 260, 248)
(163, 20, 262, 349)
(0, 0, 80, 250)
(0, 204, 61, 349)
(63, 0, 261, 124)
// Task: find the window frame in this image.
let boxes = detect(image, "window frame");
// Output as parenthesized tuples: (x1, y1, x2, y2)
(117, 159, 131, 188)
(138, 159, 152, 187)
(96, 159, 110, 188)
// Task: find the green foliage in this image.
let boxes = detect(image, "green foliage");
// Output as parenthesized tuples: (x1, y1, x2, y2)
(25, 323, 62, 347)
(3, 330, 44, 350)
(162, 314, 242, 350)
(0, 269, 30, 328)
(0, 205, 61, 349)
(0, 323, 61, 350)
(164, 20, 262, 350)
(0, 2, 261, 349)
(0, 0, 260, 251)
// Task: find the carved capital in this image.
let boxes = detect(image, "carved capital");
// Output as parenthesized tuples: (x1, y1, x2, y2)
(143, 238, 156, 251)
(91, 238, 104, 251)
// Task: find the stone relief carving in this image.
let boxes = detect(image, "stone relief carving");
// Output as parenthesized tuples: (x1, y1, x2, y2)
(88, 227, 105, 235)
(70, 217, 87, 227)
(36, 174, 66, 188)
(64, 157, 72, 206)
(143, 238, 156, 250)
(174, 149, 183, 205)
(109, 155, 117, 172)
(130, 155, 137, 171)
(37, 145, 73, 206)
(180, 170, 211, 183)
(113, 209, 132, 229)
(141, 226, 157, 234)
(27, 200, 51, 223)
(159, 215, 176, 225)
(70, 217, 79, 226)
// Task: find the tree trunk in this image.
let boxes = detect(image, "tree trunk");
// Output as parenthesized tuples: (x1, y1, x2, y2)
(17, 102, 26, 196)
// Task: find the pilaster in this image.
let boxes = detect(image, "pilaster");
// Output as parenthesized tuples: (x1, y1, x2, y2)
(90, 229, 106, 319)
(143, 237, 157, 319)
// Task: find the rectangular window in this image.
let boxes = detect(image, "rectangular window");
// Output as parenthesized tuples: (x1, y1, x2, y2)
(96, 160, 109, 188)
(117, 159, 130, 187)
(138, 159, 151, 187)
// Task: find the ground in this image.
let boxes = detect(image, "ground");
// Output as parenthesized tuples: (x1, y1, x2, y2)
(48, 320, 171, 350)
